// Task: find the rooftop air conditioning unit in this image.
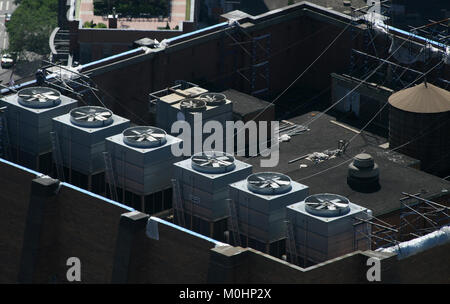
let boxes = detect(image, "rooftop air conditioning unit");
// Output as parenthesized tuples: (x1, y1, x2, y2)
(105, 126, 183, 195)
(173, 151, 252, 225)
(0, 86, 77, 163)
(229, 172, 309, 246)
(286, 193, 371, 265)
(52, 106, 130, 175)
(154, 86, 208, 130)
(156, 90, 233, 149)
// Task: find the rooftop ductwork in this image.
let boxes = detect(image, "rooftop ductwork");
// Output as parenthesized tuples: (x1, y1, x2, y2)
(347, 153, 380, 193)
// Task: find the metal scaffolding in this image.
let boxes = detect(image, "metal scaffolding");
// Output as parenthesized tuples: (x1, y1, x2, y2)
(398, 192, 450, 241)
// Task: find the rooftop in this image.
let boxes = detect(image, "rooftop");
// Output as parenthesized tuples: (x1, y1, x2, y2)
(220, 89, 274, 118)
(236, 0, 368, 17)
(237, 111, 450, 216)
(76, 0, 190, 30)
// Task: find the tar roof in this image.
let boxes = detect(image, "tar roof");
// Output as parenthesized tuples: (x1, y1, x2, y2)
(220, 89, 274, 117)
(236, 112, 450, 216)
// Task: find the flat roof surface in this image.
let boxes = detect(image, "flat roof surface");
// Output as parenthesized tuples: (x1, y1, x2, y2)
(236, 112, 450, 216)
(236, 0, 367, 17)
(220, 89, 273, 117)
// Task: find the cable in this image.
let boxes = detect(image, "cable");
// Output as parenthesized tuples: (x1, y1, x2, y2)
(292, 58, 446, 183)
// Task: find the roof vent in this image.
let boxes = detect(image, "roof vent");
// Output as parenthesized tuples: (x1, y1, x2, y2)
(70, 106, 113, 128)
(17, 87, 61, 108)
(247, 172, 292, 195)
(305, 193, 351, 217)
(123, 126, 167, 148)
(347, 153, 380, 193)
(191, 151, 235, 174)
(199, 93, 227, 106)
(179, 98, 207, 112)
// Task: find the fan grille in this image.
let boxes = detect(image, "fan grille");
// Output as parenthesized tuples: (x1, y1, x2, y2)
(191, 151, 235, 174)
(304, 193, 350, 217)
(179, 98, 207, 112)
(69, 106, 113, 128)
(122, 126, 167, 148)
(17, 87, 61, 109)
(247, 172, 292, 195)
(199, 93, 226, 106)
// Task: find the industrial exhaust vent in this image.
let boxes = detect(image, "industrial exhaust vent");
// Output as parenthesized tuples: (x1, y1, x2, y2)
(247, 172, 292, 195)
(123, 126, 167, 148)
(17, 87, 61, 108)
(180, 98, 207, 112)
(347, 153, 380, 193)
(305, 193, 350, 217)
(69, 106, 113, 128)
(199, 93, 227, 106)
(191, 151, 236, 174)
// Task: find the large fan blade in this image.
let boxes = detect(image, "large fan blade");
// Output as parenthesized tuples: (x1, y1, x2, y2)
(270, 182, 280, 188)
(274, 180, 290, 185)
(145, 135, 157, 142)
(192, 157, 208, 162)
(151, 133, 165, 138)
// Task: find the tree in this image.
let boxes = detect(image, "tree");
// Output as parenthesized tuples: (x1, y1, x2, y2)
(6, 0, 58, 56)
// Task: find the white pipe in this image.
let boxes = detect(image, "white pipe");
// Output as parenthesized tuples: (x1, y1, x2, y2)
(376, 225, 450, 259)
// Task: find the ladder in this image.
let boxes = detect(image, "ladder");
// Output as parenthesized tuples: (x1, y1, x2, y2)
(285, 220, 298, 265)
(0, 106, 11, 159)
(171, 179, 186, 227)
(103, 151, 118, 202)
(50, 131, 65, 181)
(227, 198, 241, 247)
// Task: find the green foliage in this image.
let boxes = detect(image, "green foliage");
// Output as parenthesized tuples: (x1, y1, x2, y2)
(288, 0, 295, 5)
(93, 0, 169, 17)
(83, 21, 108, 29)
(6, 0, 58, 56)
(83, 20, 95, 28)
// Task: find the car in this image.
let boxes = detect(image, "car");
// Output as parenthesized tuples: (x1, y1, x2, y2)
(5, 13, 10, 24)
(1, 53, 14, 68)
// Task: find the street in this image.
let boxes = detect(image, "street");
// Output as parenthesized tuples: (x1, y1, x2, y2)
(0, 0, 17, 86)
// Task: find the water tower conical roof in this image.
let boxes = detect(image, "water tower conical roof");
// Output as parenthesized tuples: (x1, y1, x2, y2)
(388, 82, 450, 114)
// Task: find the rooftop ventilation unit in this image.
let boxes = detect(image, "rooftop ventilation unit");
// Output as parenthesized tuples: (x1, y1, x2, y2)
(173, 151, 252, 238)
(179, 98, 207, 113)
(191, 151, 236, 174)
(105, 126, 182, 199)
(70, 106, 114, 128)
(122, 126, 167, 148)
(347, 153, 380, 193)
(52, 106, 130, 177)
(286, 194, 370, 265)
(247, 172, 292, 195)
(229, 173, 309, 250)
(199, 92, 227, 106)
(152, 85, 233, 150)
(305, 193, 350, 217)
(0, 86, 77, 170)
(17, 87, 61, 108)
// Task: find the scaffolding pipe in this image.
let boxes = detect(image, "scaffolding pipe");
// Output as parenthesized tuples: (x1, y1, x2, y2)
(376, 225, 450, 259)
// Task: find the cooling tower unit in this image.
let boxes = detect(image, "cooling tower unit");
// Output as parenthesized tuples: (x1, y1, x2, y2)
(52, 106, 130, 192)
(0, 86, 78, 172)
(105, 126, 183, 213)
(286, 193, 370, 265)
(388, 82, 450, 176)
(229, 172, 309, 255)
(173, 151, 252, 240)
(154, 88, 233, 147)
(152, 84, 208, 130)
